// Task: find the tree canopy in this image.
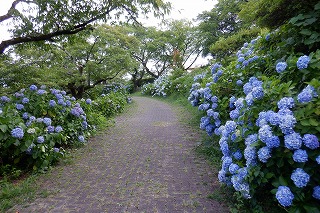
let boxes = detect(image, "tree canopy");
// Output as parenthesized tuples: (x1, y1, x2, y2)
(0, 0, 171, 54)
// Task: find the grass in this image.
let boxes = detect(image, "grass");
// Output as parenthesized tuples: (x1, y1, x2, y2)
(0, 174, 48, 212)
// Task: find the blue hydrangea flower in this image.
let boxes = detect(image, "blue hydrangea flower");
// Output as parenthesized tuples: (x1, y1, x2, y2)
(222, 156, 233, 171)
(244, 146, 256, 162)
(22, 97, 29, 104)
(258, 125, 273, 143)
(303, 134, 319, 150)
(29, 85, 38, 91)
(297, 55, 310, 70)
(49, 100, 56, 107)
(211, 96, 218, 103)
(43, 117, 52, 126)
(220, 140, 230, 156)
(37, 89, 46, 95)
(231, 174, 242, 191)
(66, 100, 71, 107)
(242, 60, 249, 67)
(316, 155, 320, 164)
(29, 116, 36, 121)
(229, 96, 236, 108)
(276, 186, 294, 207)
(267, 111, 280, 126)
(11, 127, 24, 139)
(86, 99, 92, 104)
(55, 126, 63, 133)
(291, 168, 310, 188)
(245, 93, 254, 106)
(78, 135, 85, 142)
(0, 96, 10, 103)
(16, 104, 24, 110)
(211, 63, 222, 74)
(297, 85, 318, 103)
(243, 83, 253, 95)
(70, 106, 84, 117)
(292, 149, 308, 163)
(236, 80, 243, 86)
(277, 97, 295, 110)
(276, 62, 287, 73)
(313, 186, 320, 200)
(53, 147, 60, 152)
(237, 167, 248, 179)
(198, 103, 210, 111)
(258, 146, 272, 163)
(224, 121, 237, 135)
(235, 98, 244, 109)
(285, 132, 302, 150)
(58, 99, 65, 106)
(266, 136, 280, 148)
(230, 109, 240, 120)
(206, 124, 214, 136)
(279, 114, 296, 135)
(37, 136, 45, 143)
(22, 112, 29, 119)
(233, 150, 243, 160)
(245, 134, 258, 146)
(265, 34, 270, 41)
(47, 126, 55, 133)
(238, 57, 245, 63)
(252, 86, 264, 99)
(229, 163, 240, 174)
(214, 119, 221, 127)
(218, 170, 227, 183)
(71, 97, 76, 101)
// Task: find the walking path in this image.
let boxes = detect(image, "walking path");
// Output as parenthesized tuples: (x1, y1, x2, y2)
(11, 96, 228, 213)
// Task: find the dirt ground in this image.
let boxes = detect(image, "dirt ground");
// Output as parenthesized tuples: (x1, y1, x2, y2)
(10, 96, 228, 213)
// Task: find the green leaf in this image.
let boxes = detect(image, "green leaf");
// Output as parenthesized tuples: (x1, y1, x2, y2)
(309, 118, 318, 126)
(300, 29, 313, 36)
(289, 14, 305, 24)
(0, 124, 8, 132)
(304, 17, 317, 26)
(279, 176, 288, 185)
(303, 205, 320, 213)
(300, 119, 310, 126)
(266, 173, 274, 179)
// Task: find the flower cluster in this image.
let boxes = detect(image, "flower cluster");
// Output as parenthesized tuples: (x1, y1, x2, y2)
(187, 34, 320, 209)
(235, 38, 260, 69)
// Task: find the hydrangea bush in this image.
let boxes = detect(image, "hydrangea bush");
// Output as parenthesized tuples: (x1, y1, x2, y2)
(187, 30, 320, 211)
(0, 85, 129, 172)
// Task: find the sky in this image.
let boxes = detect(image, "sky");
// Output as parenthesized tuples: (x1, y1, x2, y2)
(0, 0, 217, 66)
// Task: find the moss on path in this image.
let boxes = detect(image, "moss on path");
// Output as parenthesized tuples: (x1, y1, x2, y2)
(10, 96, 228, 213)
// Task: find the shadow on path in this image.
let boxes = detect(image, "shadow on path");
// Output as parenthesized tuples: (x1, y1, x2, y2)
(11, 96, 228, 213)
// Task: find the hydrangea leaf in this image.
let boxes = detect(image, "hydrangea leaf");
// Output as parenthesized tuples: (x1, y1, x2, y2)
(309, 118, 318, 126)
(0, 124, 8, 133)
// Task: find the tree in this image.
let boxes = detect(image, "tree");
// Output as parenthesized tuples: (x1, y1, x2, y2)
(197, 0, 246, 56)
(129, 20, 202, 76)
(0, 0, 171, 54)
(239, 0, 319, 29)
(0, 25, 138, 98)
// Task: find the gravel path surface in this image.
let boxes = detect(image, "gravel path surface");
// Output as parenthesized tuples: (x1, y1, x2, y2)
(11, 96, 228, 213)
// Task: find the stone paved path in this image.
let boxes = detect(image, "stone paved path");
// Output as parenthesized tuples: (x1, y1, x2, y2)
(11, 96, 228, 213)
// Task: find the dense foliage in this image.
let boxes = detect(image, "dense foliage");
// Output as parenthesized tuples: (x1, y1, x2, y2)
(143, 2, 320, 211)
(0, 84, 129, 175)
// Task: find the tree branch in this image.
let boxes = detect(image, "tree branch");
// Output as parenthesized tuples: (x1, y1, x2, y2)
(0, 6, 115, 54)
(0, 0, 35, 23)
